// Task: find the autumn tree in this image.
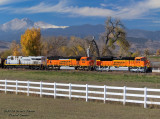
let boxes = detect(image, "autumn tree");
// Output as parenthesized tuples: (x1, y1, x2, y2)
(144, 48, 150, 57)
(131, 50, 141, 57)
(43, 36, 68, 56)
(156, 49, 160, 56)
(0, 41, 21, 58)
(40, 39, 49, 56)
(67, 36, 88, 56)
(99, 35, 113, 56)
(0, 50, 12, 58)
(100, 17, 130, 56)
(21, 28, 41, 56)
(10, 40, 21, 56)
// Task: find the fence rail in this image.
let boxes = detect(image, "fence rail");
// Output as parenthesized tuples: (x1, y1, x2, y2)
(1, 79, 160, 108)
(152, 68, 160, 73)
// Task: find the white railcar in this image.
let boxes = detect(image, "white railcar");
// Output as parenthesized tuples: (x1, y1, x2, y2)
(5, 56, 46, 69)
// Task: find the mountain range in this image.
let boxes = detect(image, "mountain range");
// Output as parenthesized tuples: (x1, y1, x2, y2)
(0, 18, 68, 31)
(0, 18, 159, 52)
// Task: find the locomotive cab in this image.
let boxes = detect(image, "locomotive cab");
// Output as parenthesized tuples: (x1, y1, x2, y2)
(130, 57, 151, 72)
(79, 57, 94, 70)
(135, 57, 150, 67)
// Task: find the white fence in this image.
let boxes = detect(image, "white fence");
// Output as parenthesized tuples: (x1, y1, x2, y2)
(0, 79, 160, 108)
(152, 68, 160, 73)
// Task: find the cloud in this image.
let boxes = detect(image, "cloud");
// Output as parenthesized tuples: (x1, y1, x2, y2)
(100, 3, 107, 7)
(0, 0, 11, 5)
(18, 1, 67, 13)
(0, 0, 23, 5)
(3, 0, 160, 20)
(152, 20, 160, 24)
(146, 0, 160, 9)
(8, 1, 127, 18)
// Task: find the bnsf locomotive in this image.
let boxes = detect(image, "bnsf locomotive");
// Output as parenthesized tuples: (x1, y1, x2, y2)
(2, 55, 152, 73)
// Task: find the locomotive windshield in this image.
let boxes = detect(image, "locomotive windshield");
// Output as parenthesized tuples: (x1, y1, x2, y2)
(87, 57, 91, 61)
(136, 59, 140, 61)
(141, 58, 146, 61)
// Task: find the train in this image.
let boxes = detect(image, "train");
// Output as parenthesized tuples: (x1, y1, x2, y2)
(1, 55, 152, 73)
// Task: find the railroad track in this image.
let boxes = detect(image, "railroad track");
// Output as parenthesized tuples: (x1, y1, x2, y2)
(1, 68, 159, 76)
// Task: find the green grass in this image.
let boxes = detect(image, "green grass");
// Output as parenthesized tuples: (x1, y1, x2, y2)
(148, 56, 160, 62)
(0, 93, 160, 119)
(149, 56, 160, 59)
(0, 69, 160, 88)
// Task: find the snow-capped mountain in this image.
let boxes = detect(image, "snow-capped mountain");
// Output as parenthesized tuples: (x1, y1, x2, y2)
(0, 18, 33, 31)
(0, 18, 68, 31)
(34, 21, 68, 29)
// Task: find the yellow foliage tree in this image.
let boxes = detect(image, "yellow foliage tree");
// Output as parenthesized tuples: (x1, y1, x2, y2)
(21, 28, 41, 56)
(68, 36, 87, 56)
(156, 49, 160, 56)
(10, 41, 21, 56)
(1, 41, 21, 58)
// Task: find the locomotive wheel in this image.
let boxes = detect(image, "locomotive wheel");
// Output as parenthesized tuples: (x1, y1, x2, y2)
(75, 67, 78, 70)
(87, 67, 91, 71)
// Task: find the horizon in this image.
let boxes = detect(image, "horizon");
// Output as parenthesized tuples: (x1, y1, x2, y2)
(1, 17, 160, 32)
(0, 0, 160, 31)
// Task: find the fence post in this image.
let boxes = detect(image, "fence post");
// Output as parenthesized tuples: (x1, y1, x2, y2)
(104, 85, 106, 103)
(144, 87, 147, 108)
(86, 84, 88, 102)
(27, 81, 30, 96)
(16, 80, 18, 95)
(54, 82, 56, 99)
(40, 81, 42, 97)
(69, 83, 72, 100)
(123, 86, 126, 105)
(5, 79, 7, 94)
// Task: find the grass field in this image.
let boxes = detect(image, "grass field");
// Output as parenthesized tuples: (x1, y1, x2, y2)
(1, 69, 160, 118)
(0, 69, 160, 88)
(149, 56, 160, 59)
(148, 56, 160, 62)
(1, 93, 160, 119)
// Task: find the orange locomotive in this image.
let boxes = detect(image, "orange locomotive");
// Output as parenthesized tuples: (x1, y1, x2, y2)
(47, 56, 152, 72)
(96, 56, 151, 72)
(47, 56, 94, 70)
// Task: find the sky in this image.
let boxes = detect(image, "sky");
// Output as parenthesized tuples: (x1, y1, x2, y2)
(0, 0, 160, 30)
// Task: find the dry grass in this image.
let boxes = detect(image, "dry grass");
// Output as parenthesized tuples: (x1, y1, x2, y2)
(0, 93, 160, 119)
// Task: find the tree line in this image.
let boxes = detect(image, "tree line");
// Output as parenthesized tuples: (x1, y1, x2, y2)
(0, 17, 157, 58)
